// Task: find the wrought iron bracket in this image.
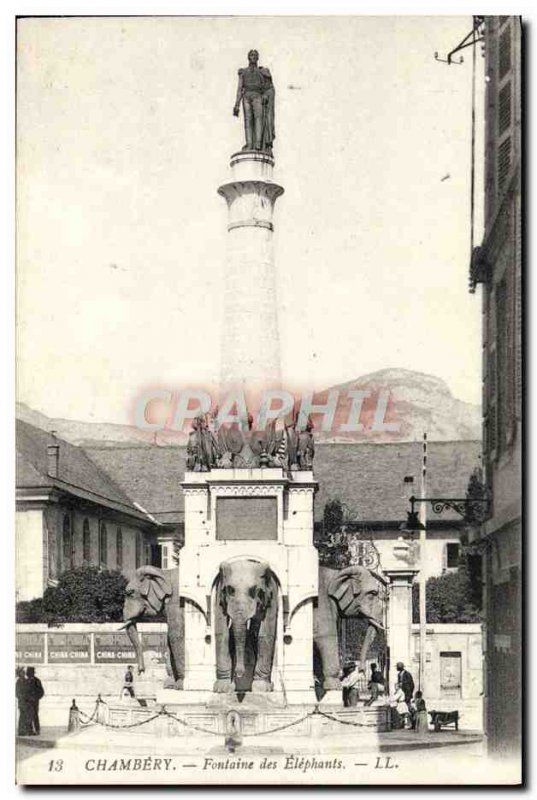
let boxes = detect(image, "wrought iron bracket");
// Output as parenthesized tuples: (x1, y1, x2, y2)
(434, 15, 485, 65)
(409, 494, 490, 523)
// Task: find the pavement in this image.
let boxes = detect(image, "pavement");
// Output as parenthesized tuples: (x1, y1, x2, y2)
(17, 723, 483, 756)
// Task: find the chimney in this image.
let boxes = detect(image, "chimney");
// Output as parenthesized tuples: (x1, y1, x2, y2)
(47, 431, 60, 478)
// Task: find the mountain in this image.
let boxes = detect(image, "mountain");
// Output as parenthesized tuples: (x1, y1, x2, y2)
(16, 369, 481, 447)
(318, 368, 481, 443)
(15, 402, 185, 448)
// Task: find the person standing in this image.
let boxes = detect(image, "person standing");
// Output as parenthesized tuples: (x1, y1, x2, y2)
(396, 661, 415, 705)
(365, 662, 385, 706)
(16, 667, 31, 735)
(25, 666, 44, 735)
(123, 665, 135, 698)
(340, 662, 362, 707)
(389, 684, 410, 730)
(413, 691, 429, 732)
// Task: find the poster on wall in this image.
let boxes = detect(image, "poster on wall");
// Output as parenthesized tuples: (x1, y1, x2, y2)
(48, 633, 91, 663)
(16, 633, 45, 664)
(94, 633, 137, 664)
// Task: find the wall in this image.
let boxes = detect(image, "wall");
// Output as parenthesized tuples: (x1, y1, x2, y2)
(16, 621, 483, 731)
(373, 530, 463, 580)
(17, 504, 150, 602)
(16, 623, 167, 727)
(16, 509, 45, 602)
(479, 15, 522, 756)
(410, 623, 483, 731)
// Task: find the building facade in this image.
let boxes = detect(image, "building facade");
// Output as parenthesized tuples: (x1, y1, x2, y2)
(16, 420, 162, 601)
(470, 16, 522, 755)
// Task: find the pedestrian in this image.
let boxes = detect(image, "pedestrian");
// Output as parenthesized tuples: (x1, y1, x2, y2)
(16, 667, 31, 735)
(413, 690, 429, 732)
(122, 665, 135, 698)
(395, 661, 415, 705)
(341, 662, 361, 707)
(388, 684, 410, 730)
(365, 662, 385, 706)
(25, 666, 44, 735)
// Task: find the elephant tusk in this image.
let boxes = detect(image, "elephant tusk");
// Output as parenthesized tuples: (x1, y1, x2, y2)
(119, 621, 133, 631)
(246, 618, 251, 631)
(228, 618, 232, 629)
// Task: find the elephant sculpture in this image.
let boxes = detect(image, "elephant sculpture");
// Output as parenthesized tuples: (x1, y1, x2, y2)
(122, 566, 184, 689)
(214, 558, 278, 694)
(313, 565, 386, 692)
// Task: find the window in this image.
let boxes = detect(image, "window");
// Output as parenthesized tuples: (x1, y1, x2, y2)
(498, 82, 512, 136)
(498, 26, 512, 79)
(99, 522, 108, 568)
(495, 279, 508, 451)
(446, 543, 460, 569)
(116, 528, 123, 570)
(135, 532, 142, 568)
(161, 543, 171, 570)
(82, 519, 91, 563)
(144, 542, 152, 566)
(497, 137, 511, 192)
(62, 514, 73, 570)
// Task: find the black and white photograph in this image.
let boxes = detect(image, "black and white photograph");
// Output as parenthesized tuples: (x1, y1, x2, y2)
(12, 11, 523, 786)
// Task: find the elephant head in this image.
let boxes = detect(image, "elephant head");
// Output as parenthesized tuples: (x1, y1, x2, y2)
(217, 559, 275, 681)
(328, 565, 386, 673)
(327, 565, 385, 631)
(122, 566, 173, 674)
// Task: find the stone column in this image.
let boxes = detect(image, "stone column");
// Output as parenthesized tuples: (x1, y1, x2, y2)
(217, 152, 284, 391)
(384, 568, 418, 693)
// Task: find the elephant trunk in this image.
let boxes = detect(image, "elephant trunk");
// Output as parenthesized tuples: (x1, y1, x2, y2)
(232, 617, 249, 679)
(124, 622, 145, 674)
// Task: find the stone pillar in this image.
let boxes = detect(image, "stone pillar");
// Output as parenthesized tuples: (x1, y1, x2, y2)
(384, 568, 418, 693)
(217, 152, 284, 390)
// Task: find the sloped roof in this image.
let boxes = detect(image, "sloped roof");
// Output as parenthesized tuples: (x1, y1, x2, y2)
(313, 440, 482, 522)
(16, 419, 153, 523)
(85, 440, 482, 524)
(85, 445, 188, 525)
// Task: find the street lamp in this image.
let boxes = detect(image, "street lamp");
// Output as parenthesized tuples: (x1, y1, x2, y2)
(399, 510, 425, 534)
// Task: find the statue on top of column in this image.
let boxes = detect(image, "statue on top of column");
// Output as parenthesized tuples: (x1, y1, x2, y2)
(233, 49, 275, 154)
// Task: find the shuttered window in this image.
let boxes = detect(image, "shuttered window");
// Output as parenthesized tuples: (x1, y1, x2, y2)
(495, 280, 507, 452)
(82, 518, 91, 563)
(135, 532, 142, 568)
(116, 528, 123, 570)
(497, 138, 511, 192)
(498, 82, 512, 136)
(486, 407, 497, 455)
(499, 26, 512, 79)
(99, 522, 108, 568)
(515, 202, 522, 413)
(62, 514, 73, 571)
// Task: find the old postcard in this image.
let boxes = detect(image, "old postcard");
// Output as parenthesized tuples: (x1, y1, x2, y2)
(15, 14, 522, 786)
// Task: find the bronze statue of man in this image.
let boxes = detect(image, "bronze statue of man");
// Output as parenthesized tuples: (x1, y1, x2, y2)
(233, 50, 275, 153)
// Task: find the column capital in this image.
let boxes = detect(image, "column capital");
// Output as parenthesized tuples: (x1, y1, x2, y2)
(384, 568, 419, 585)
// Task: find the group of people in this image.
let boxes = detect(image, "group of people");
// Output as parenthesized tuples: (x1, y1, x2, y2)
(16, 666, 44, 736)
(340, 660, 429, 732)
(390, 662, 428, 731)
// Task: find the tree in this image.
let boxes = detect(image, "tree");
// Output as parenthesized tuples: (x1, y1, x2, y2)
(16, 566, 128, 623)
(323, 498, 345, 533)
(412, 564, 482, 624)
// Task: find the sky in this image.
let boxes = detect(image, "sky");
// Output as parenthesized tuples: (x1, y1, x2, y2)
(16, 15, 485, 424)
